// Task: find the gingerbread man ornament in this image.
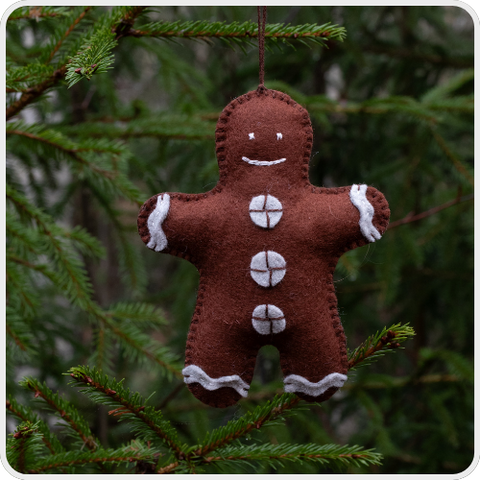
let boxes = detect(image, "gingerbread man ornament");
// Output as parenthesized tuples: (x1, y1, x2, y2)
(138, 87, 390, 408)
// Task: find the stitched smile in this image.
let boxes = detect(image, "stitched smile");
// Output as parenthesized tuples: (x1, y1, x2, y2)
(242, 156, 286, 166)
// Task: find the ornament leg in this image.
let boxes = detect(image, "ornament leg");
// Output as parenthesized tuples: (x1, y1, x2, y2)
(184, 316, 260, 408)
(274, 316, 349, 403)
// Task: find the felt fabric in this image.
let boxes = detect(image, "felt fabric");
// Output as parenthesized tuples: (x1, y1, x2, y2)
(349, 184, 381, 242)
(242, 156, 286, 166)
(284, 372, 347, 396)
(249, 194, 283, 229)
(182, 365, 250, 397)
(250, 250, 287, 287)
(252, 304, 286, 335)
(137, 87, 390, 408)
(146, 194, 170, 252)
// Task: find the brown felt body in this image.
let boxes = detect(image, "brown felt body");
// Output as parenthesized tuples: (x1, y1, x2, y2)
(137, 88, 390, 408)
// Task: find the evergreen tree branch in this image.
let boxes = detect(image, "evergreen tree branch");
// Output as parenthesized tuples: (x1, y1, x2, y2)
(6, 65, 67, 120)
(59, 114, 215, 140)
(68, 366, 185, 458)
(6, 323, 29, 352)
(20, 378, 99, 451)
(6, 7, 146, 120)
(46, 7, 91, 64)
(388, 193, 474, 229)
(7, 127, 141, 204)
(8, 187, 178, 378)
(429, 128, 474, 185)
(28, 443, 157, 473)
(157, 461, 180, 474)
(101, 317, 183, 380)
(125, 20, 346, 47)
(193, 394, 301, 458)
(202, 443, 382, 470)
(8, 423, 37, 473)
(7, 6, 69, 21)
(6, 398, 64, 455)
(362, 44, 472, 69)
(348, 323, 415, 371)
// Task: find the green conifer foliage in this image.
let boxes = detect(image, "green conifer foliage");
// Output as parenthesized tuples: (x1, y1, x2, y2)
(6, 6, 473, 474)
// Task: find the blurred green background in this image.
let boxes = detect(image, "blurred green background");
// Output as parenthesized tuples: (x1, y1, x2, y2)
(6, 5, 474, 474)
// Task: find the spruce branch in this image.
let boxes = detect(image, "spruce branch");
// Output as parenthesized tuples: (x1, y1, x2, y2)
(65, 6, 147, 88)
(59, 113, 215, 141)
(6, 397, 64, 455)
(265, 81, 473, 120)
(45, 7, 92, 65)
(7, 422, 46, 473)
(7, 124, 141, 204)
(429, 128, 474, 185)
(6, 6, 146, 119)
(6, 64, 56, 92)
(5, 308, 37, 356)
(28, 442, 157, 473)
(101, 318, 183, 379)
(203, 443, 383, 470)
(348, 323, 415, 371)
(20, 378, 99, 451)
(6, 64, 67, 120)
(125, 20, 346, 48)
(193, 394, 301, 458)
(7, 185, 95, 311)
(8, 186, 178, 378)
(68, 366, 185, 458)
(6, 323, 29, 352)
(7, 6, 70, 22)
(388, 193, 474, 229)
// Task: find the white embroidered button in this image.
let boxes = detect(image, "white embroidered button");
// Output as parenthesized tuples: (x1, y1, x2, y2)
(252, 304, 286, 335)
(249, 194, 283, 229)
(250, 251, 286, 287)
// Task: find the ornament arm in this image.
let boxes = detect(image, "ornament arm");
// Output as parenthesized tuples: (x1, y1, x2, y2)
(318, 184, 390, 253)
(347, 184, 390, 247)
(144, 193, 170, 252)
(137, 192, 207, 259)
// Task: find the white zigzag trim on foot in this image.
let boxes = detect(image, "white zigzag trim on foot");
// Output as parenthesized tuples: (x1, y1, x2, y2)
(283, 372, 347, 397)
(349, 184, 381, 242)
(147, 193, 170, 252)
(182, 365, 250, 397)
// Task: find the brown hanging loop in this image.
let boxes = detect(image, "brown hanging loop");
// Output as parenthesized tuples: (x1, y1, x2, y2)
(257, 6, 267, 90)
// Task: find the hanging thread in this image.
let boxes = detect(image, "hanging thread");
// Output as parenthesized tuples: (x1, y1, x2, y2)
(257, 6, 267, 87)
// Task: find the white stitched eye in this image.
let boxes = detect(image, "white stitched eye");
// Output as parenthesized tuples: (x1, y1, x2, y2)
(249, 133, 255, 140)
(276, 133, 283, 140)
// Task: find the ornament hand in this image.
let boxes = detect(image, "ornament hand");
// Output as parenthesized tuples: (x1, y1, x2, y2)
(146, 194, 171, 252)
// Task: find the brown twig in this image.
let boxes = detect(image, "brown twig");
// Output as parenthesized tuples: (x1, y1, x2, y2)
(47, 7, 91, 64)
(8, 8, 61, 21)
(157, 461, 180, 474)
(388, 193, 473, 229)
(6, 324, 28, 352)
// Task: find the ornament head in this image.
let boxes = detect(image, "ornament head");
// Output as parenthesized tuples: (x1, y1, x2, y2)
(215, 88, 314, 191)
